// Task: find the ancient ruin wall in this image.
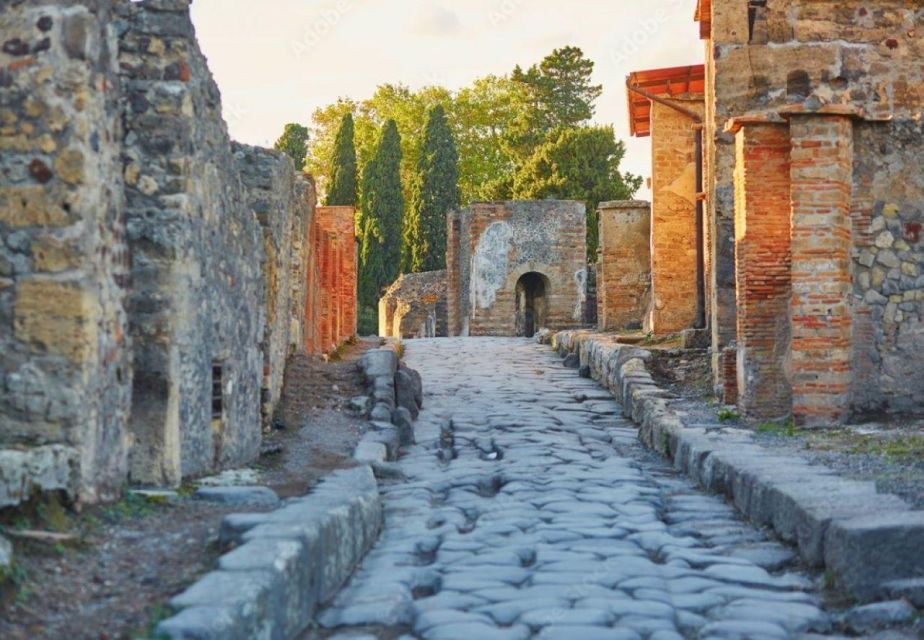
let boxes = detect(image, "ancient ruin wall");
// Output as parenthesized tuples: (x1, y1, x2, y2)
(378, 270, 448, 339)
(312, 206, 356, 353)
(596, 201, 651, 332)
(0, 0, 132, 506)
(705, 0, 924, 418)
(447, 201, 587, 336)
(650, 100, 703, 334)
(850, 120, 924, 415)
(234, 144, 312, 427)
(118, 0, 263, 485)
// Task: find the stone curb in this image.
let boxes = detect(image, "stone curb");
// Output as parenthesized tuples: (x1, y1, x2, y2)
(355, 345, 421, 462)
(156, 465, 382, 639)
(547, 329, 924, 604)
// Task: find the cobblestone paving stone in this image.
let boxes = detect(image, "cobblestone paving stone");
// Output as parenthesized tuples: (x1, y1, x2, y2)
(318, 338, 853, 639)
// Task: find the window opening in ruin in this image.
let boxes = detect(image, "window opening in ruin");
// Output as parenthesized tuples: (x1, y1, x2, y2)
(211, 363, 224, 420)
(515, 272, 549, 337)
(747, 0, 767, 41)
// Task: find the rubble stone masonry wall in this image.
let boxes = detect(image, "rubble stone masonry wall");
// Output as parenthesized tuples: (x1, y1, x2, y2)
(118, 0, 265, 485)
(0, 0, 131, 506)
(0, 0, 344, 507)
(378, 270, 448, 339)
(234, 144, 313, 427)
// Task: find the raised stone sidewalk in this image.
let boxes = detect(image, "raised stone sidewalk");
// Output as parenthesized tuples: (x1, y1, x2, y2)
(156, 465, 382, 639)
(548, 330, 924, 604)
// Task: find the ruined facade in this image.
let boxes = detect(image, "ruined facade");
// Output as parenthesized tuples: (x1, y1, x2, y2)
(0, 0, 355, 507)
(596, 201, 651, 331)
(627, 66, 707, 336)
(234, 144, 313, 429)
(692, 0, 924, 423)
(378, 270, 448, 339)
(308, 206, 357, 354)
(447, 201, 587, 337)
(1, 0, 131, 506)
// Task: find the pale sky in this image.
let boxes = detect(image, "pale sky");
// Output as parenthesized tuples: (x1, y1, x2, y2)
(190, 0, 703, 196)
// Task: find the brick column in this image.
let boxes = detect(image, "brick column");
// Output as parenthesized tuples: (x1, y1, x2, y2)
(733, 122, 792, 420)
(596, 201, 651, 331)
(650, 101, 702, 334)
(789, 115, 853, 425)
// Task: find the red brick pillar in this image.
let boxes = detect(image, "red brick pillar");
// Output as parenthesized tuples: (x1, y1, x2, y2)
(733, 121, 792, 419)
(789, 115, 853, 425)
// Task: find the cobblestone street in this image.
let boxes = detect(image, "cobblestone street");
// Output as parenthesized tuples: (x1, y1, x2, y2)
(318, 338, 842, 639)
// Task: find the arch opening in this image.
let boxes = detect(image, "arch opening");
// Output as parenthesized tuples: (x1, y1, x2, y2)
(515, 272, 549, 337)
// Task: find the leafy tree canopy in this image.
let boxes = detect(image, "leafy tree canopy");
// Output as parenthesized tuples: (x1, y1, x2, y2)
(273, 122, 309, 168)
(512, 126, 641, 261)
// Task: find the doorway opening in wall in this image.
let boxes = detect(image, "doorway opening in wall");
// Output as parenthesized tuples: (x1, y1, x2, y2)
(211, 362, 225, 466)
(515, 272, 549, 337)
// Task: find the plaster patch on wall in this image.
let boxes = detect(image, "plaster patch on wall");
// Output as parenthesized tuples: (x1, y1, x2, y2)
(573, 268, 587, 320)
(471, 221, 513, 310)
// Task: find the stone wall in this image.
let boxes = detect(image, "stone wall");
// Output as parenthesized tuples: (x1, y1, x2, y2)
(699, 0, 924, 422)
(596, 201, 651, 332)
(0, 0, 339, 507)
(378, 270, 447, 339)
(118, 0, 265, 484)
(446, 201, 587, 337)
(650, 100, 703, 334)
(234, 144, 313, 427)
(0, 0, 132, 506)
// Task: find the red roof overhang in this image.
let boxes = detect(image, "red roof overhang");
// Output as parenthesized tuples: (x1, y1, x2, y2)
(694, 0, 712, 39)
(626, 64, 705, 138)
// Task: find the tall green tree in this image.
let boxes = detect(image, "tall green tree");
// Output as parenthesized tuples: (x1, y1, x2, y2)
(357, 120, 404, 328)
(506, 46, 602, 164)
(274, 123, 309, 168)
(403, 105, 461, 273)
(326, 113, 357, 206)
(512, 126, 641, 261)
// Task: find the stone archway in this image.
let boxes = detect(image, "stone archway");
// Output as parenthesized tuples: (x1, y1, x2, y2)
(515, 272, 549, 337)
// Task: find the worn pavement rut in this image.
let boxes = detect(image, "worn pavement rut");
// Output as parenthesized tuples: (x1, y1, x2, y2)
(318, 338, 842, 639)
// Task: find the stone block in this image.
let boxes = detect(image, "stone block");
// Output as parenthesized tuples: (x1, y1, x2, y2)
(354, 441, 387, 463)
(14, 280, 95, 362)
(391, 406, 415, 446)
(194, 486, 279, 507)
(361, 349, 398, 379)
(395, 369, 420, 418)
(825, 511, 924, 602)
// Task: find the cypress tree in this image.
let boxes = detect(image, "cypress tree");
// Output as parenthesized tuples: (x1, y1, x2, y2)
(357, 119, 404, 323)
(326, 113, 357, 206)
(403, 105, 460, 273)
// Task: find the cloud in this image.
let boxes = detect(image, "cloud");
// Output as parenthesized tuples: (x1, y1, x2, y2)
(412, 4, 461, 36)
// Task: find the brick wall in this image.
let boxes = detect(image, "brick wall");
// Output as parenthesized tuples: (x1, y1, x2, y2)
(789, 115, 853, 425)
(733, 122, 792, 420)
(699, 0, 924, 420)
(596, 201, 651, 331)
(447, 201, 587, 336)
(311, 206, 357, 353)
(650, 101, 704, 334)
